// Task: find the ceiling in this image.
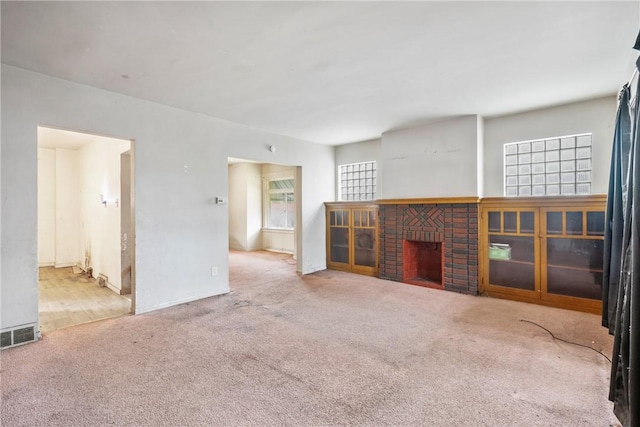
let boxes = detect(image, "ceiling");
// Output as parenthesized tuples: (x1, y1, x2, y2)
(3, 2, 639, 146)
(37, 126, 129, 150)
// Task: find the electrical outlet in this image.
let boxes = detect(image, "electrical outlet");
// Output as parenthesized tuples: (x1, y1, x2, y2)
(211, 267, 218, 276)
(215, 197, 227, 204)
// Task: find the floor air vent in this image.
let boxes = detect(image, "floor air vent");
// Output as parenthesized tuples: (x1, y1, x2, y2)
(1, 325, 37, 349)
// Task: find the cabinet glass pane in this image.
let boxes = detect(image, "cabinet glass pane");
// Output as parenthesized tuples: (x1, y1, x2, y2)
(369, 211, 376, 227)
(547, 212, 562, 235)
(330, 227, 349, 264)
(504, 212, 517, 233)
(488, 235, 535, 291)
(587, 211, 605, 236)
(520, 212, 534, 234)
(354, 228, 375, 267)
(488, 212, 501, 232)
(354, 211, 361, 227)
(546, 238, 603, 300)
(330, 211, 336, 226)
(565, 211, 583, 235)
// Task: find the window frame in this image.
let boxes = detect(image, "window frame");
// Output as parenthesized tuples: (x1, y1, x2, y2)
(263, 176, 295, 230)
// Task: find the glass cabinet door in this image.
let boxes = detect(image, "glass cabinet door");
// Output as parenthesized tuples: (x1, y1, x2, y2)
(486, 210, 539, 298)
(353, 208, 376, 269)
(326, 204, 378, 276)
(542, 209, 604, 302)
(329, 209, 350, 264)
(481, 198, 605, 313)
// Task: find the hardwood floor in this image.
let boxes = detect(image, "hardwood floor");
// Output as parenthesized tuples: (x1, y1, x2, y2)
(38, 267, 131, 333)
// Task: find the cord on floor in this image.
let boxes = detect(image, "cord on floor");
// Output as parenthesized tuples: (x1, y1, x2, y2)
(519, 319, 612, 363)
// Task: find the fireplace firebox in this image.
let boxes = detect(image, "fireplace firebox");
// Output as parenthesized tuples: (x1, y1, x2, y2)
(403, 240, 443, 288)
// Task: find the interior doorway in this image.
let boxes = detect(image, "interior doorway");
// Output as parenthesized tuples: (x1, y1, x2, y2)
(227, 157, 302, 279)
(37, 126, 135, 333)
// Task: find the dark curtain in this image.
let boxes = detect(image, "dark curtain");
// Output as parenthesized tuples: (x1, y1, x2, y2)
(603, 84, 631, 332)
(604, 63, 640, 427)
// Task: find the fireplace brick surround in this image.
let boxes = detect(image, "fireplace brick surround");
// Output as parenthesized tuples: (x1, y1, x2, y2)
(379, 201, 479, 295)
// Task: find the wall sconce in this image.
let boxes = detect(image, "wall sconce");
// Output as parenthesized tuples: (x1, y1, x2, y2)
(100, 194, 119, 208)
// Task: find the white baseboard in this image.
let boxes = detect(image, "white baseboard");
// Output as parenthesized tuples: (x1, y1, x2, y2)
(135, 288, 230, 315)
(106, 281, 122, 295)
(54, 262, 76, 268)
(229, 245, 263, 252)
(264, 248, 294, 255)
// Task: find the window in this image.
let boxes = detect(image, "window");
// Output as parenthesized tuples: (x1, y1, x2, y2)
(504, 133, 592, 197)
(265, 178, 294, 229)
(339, 161, 377, 201)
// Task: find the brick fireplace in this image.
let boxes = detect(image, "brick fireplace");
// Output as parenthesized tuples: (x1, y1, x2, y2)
(379, 201, 478, 295)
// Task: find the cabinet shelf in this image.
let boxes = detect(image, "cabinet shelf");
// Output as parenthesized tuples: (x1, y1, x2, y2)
(489, 259, 534, 266)
(547, 264, 603, 273)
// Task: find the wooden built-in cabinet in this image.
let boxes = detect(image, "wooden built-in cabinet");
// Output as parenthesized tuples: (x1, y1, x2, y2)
(480, 196, 606, 313)
(325, 202, 378, 276)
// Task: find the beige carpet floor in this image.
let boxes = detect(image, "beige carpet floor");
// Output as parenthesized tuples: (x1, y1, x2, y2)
(1, 250, 618, 426)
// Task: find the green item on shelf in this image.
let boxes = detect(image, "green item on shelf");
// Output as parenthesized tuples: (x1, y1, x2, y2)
(489, 244, 511, 260)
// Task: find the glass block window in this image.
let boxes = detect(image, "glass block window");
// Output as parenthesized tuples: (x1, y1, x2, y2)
(339, 161, 377, 201)
(504, 134, 592, 197)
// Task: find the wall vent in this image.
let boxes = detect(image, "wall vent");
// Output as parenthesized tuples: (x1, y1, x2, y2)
(14, 327, 35, 344)
(1, 325, 38, 349)
(0, 331, 12, 348)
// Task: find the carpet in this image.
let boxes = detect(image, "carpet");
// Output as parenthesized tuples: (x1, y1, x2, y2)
(0, 250, 618, 426)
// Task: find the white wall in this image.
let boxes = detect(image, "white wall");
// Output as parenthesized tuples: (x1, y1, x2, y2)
(335, 138, 381, 166)
(228, 163, 247, 250)
(228, 162, 262, 251)
(37, 148, 56, 265)
(334, 97, 616, 200)
(37, 147, 80, 268)
(1, 65, 334, 333)
(477, 117, 485, 198)
(246, 165, 262, 251)
(380, 116, 480, 199)
(483, 96, 617, 197)
(54, 148, 79, 267)
(78, 138, 130, 293)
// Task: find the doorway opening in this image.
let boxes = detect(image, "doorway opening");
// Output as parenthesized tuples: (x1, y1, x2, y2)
(227, 157, 302, 284)
(37, 126, 135, 333)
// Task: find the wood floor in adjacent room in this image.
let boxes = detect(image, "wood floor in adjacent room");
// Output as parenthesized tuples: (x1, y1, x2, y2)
(38, 266, 131, 333)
